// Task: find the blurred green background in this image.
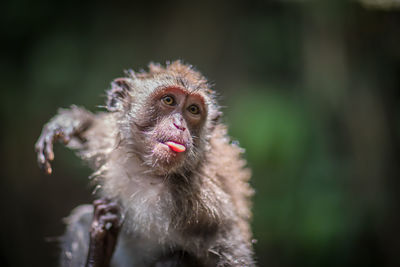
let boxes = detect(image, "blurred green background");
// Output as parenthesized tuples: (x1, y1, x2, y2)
(1, 0, 400, 266)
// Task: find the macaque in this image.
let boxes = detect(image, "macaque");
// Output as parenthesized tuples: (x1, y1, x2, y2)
(35, 61, 255, 267)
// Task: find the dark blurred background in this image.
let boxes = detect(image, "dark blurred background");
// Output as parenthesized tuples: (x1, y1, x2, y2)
(1, 0, 400, 266)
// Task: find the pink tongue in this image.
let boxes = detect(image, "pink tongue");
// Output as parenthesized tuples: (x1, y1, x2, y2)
(165, 141, 186, 153)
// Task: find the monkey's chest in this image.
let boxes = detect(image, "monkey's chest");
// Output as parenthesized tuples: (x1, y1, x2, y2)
(101, 173, 174, 236)
(111, 186, 187, 266)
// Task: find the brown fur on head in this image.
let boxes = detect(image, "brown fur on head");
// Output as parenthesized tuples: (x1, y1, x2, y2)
(106, 61, 221, 175)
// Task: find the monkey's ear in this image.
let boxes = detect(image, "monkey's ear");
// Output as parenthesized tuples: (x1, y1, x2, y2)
(106, 78, 132, 112)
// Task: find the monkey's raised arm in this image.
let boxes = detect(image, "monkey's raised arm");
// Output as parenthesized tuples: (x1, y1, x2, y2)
(35, 105, 94, 174)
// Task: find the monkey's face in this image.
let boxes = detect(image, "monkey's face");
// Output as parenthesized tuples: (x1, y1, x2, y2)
(138, 86, 208, 174)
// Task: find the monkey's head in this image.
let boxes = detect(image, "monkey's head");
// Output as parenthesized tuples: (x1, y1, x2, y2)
(106, 61, 221, 175)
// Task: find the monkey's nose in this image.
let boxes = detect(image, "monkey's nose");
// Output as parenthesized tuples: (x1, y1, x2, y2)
(173, 122, 186, 131)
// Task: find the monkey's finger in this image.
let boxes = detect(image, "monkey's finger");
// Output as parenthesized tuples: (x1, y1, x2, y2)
(37, 150, 46, 165)
(94, 204, 108, 218)
(94, 203, 120, 219)
(35, 136, 47, 163)
(93, 197, 112, 207)
(43, 161, 52, 175)
(103, 203, 120, 214)
(98, 214, 122, 230)
(93, 199, 104, 207)
(35, 141, 48, 168)
(44, 135, 55, 161)
(34, 137, 44, 153)
(45, 144, 54, 161)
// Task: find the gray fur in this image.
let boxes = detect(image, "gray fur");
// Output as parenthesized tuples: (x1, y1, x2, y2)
(38, 61, 255, 266)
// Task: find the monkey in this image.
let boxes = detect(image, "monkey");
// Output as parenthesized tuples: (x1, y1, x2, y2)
(35, 61, 255, 267)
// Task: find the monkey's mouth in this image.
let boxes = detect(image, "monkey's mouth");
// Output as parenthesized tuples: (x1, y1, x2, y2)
(163, 141, 186, 153)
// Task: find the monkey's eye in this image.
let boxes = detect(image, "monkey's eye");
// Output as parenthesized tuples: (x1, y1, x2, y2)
(188, 104, 200, 115)
(162, 95, 176, 106)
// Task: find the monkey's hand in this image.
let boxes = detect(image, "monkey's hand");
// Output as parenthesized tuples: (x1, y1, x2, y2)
(35, 105, 93, 174)
(86, 198, 122, 267)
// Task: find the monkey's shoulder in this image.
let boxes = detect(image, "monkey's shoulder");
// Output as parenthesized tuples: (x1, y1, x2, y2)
(206, 124, 252, 187)
(204, 124, 254, 224)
